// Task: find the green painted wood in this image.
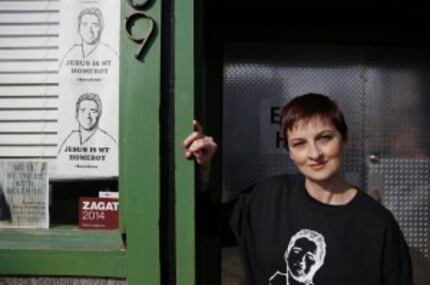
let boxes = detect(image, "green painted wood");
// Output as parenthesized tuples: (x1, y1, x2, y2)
(119, 0, 161, 284)
(0, 277, 125, 285)
(0, 228, 125, 277)
(0, 249, 125, 277)
(0, 227, 122, 250)
(174, 0, 195, 285)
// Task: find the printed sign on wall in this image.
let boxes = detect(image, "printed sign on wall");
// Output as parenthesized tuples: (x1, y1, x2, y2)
(259, 99, 286, 154)
(0, 161, 49, 229)
(79, 197, 119, 229)
(56, 0, 120, 178)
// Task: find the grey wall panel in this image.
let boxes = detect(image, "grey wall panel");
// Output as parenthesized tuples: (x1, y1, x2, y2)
(222, 44, 365, 199)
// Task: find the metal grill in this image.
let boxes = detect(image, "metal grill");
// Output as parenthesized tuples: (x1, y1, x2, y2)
(222, 44, 430, 285)
(222, 44, 366, 197)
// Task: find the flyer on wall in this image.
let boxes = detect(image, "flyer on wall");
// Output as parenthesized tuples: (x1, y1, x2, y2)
(0, 161, 49, 229)
(56, 0, 120, 179)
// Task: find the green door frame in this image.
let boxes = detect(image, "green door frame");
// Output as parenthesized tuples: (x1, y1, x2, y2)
(120, 0, 162, 284)
(174, 0, 196, 284)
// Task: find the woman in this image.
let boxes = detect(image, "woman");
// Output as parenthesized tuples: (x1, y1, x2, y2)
(183, 93, 413, 285)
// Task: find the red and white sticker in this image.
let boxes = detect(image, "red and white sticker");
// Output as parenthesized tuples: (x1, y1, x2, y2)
(79, 197, 119, 229)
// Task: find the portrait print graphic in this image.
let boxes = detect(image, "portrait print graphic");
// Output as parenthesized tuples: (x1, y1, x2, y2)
(57, 0, 119, 178)
(269, 229, 327, 285)
(59, 1, 119, 82)
(56, 92, 118, 178)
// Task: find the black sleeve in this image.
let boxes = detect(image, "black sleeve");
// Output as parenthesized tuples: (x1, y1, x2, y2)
(196, 190, 239, 246)
(382, 219, 414, 285)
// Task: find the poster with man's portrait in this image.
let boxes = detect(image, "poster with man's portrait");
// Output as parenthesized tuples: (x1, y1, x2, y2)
(58, 0, 119, 82)
(56, 85, 118, 177)
(56, 0, 119, 178)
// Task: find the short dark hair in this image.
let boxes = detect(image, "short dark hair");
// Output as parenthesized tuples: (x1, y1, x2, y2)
(281, 93, 348, 146)
(76, 93, 102, 116)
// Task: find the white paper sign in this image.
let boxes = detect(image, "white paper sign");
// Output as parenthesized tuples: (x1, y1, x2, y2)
(56, 0, 120, 178)
(0, 161, 49, 229)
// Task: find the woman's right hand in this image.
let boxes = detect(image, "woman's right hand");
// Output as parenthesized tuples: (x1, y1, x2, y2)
(182, 120, 217, 188)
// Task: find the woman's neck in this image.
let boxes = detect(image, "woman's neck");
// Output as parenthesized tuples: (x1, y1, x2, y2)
(304, 175, 357, 205)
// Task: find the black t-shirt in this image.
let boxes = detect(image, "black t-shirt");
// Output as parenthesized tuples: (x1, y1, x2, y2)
(199, 174, 413, 285)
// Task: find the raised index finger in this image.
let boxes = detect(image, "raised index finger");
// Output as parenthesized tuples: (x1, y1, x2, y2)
(182, 131, 201, 148)
(193, 120, 203, 134)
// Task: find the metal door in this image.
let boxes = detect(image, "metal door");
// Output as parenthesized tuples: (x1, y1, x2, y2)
(222, 43, 430, 284)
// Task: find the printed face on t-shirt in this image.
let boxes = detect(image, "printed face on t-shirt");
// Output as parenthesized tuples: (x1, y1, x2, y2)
(287, 238, 318, 279)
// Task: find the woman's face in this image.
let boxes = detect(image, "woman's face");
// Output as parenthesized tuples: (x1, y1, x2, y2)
(287, 116, 344, 184)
